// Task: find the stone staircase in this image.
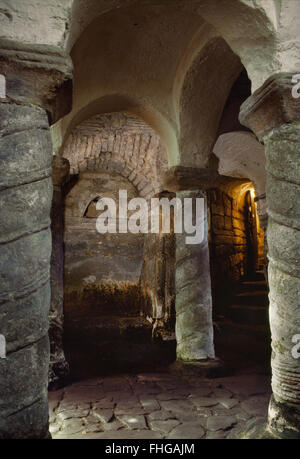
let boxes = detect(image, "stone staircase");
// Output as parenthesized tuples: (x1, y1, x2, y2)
(229, 271, 269, 326)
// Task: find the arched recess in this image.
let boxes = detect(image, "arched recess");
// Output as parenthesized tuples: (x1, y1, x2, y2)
(51, 0, 289, 172)
(213, 131, 266, 226)
(5, 0, 299, 90)
(175, 36, 242, 167)
(54, 93, 178, 167)
(62, 111, 169, 199)
(66, 0, 283, 91)
(4, 1, 299, 95)
(56, 4, 212, 166)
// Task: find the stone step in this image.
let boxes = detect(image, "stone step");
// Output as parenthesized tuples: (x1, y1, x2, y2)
(239, 280, 268, 293)
(234, 291, 269, 307)
(229, 305, 269, 326)
(252, 271, 265, 281)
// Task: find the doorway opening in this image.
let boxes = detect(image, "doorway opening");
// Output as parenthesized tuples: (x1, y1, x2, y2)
(209, 177, 270, 374)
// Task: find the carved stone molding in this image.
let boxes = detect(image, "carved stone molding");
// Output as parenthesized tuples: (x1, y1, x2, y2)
(0, 39, 73, 124)
(239, 72, 300, 141)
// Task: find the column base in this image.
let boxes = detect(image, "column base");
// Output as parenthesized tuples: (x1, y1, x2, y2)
(169, 358, 230, 378)
(267, 395, 300, 439)
(227, 418, 276, 439)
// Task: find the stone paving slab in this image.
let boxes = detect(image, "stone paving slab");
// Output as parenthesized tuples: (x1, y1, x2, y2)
(50, 371, 269, 439)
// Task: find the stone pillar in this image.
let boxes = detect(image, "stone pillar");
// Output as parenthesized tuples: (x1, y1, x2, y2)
(0, 39, 72, 439)
(164, 167, 220, 369)
(240, 73, 300, 439)
(49, 156, 70, 388)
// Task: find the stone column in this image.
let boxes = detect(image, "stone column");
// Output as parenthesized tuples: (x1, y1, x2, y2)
(240, 73, 300, 439)
(164, 167, 220, 371)
(0, 39, 72, 439)
(49, 156, 70, 388)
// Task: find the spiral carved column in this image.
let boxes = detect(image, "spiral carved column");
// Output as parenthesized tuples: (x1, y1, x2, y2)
(163, 167, 220, 370)
(240, 73, 300, 438)
(0, 40, 72, 439)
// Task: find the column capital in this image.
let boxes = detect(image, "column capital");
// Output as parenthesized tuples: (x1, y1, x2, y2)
(52, 155, 70, 188)
(0, 38, 73, 124)
(239, 72, 300, 141)
(162, 166, 219, 192)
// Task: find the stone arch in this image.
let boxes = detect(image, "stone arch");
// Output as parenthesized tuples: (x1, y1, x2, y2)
(67, 0, 281, 90)
(56, 0, 299, 172)
(176, 36, 242, 167)
(62, 112, 169, 199)
(58, 93, 178, 164)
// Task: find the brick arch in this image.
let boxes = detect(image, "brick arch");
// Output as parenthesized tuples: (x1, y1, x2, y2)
(63, 112, 168, 199)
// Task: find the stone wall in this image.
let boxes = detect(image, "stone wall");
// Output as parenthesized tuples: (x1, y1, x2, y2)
(63, 171, 175, 375)
(63, 170, 148, 375)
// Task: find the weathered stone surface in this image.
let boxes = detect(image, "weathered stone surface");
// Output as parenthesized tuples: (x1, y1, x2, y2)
(218, 398, 240, 409)
(188, 386, 212, 397)
(60, 418, 85, 435)
(94, 399, 115, 410)
(81, 423, 104, 434)
(57, 408, 90, 421)
(239, 73, 300, 141)
(159, 399, 194, 413)
(195, 408, 213, 417)
(227, 417, 270, 439)
(74, 429, 163, 439)
(206, 415, 237, 432)
(148, 410, 176, 421)
(150, 419, 181, 434)
(49, 371, 272, 439)
(0, 28, 73, 439)
(189, 397, 219, 408)
(212, 375, 271, 398)
(0, 322, 50, 439)
(102, 419, 124, 432)
(92, 408, 114, 424)
(0, 39, 72, 124)
(167, 422, 206, 439)
(64, 385, 104, 403)
(239, 109, 300, 438)
(63, 113, 167, 192)
(116, 414, 147, 430)
(139, 397, 160, 412)
(156, 392, 186, 401)
(175, 190, 215, 361)
(241, 396, 271, 417)
(212, 388, 233, 398)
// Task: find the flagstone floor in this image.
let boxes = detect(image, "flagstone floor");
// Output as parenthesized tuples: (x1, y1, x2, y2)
(49, 370, 271, 439)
